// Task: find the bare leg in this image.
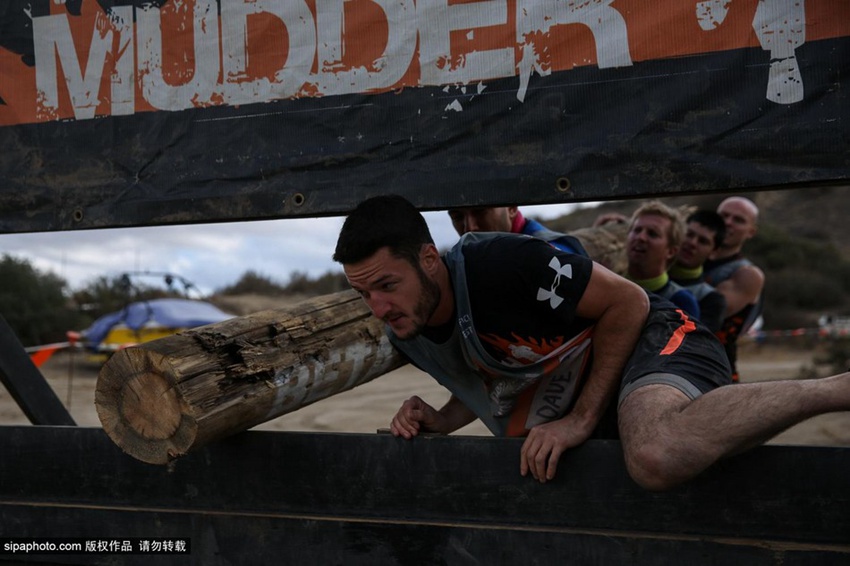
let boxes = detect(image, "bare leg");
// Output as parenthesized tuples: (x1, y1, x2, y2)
(618, 373, 850, 491)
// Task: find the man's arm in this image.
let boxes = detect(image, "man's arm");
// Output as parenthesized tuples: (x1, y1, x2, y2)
(390, 394, 477, 439)
(715, 265, 764, 318)
(520, 262, 649, 483)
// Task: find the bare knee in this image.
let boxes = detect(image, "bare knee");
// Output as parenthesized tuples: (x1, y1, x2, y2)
(623, 440, 687, 492)
(618, 385, 694, 491)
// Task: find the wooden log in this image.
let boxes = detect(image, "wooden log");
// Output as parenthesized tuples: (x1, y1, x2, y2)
(95, 290, 406, 465)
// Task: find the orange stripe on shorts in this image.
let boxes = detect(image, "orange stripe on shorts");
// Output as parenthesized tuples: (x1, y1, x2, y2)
(660, 310, 697, 355)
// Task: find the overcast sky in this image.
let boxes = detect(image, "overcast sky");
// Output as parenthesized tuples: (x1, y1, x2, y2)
(0, 203, 593, 296)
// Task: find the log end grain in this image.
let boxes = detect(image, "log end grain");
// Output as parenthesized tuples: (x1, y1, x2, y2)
(95, 347, 197, 465)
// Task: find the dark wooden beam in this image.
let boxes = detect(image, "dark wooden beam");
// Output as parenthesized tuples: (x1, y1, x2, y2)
(1, 426, 847, 565)
(0, 316, 75, 426)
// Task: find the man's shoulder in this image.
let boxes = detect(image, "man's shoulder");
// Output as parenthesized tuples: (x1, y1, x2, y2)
(718, 255, 764, 284)
(453, 231, 594, 313)
(452, 232, 593, 283)
(704, 254, 762, 287)
(455, 231, 569, 257)
(452, 232, 528, 261)
(458, 231, 527, 247)
(518, 218, 589, 257)
(730, 262, 765, 290)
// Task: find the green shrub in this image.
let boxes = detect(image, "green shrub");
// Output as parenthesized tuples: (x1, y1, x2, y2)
(765, 272, 844, 311)
(0, 255, 85, 346)
(217, 270, 286, 296)
(284, 270, 347, 296)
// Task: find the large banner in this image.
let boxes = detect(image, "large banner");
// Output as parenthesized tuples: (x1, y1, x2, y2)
(0, 0, 848, 232)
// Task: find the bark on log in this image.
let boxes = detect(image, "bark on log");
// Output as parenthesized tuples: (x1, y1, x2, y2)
(95, 290, 405, 465)
(95, 223, 627, 465)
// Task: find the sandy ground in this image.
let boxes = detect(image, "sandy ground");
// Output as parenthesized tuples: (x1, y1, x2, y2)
(3, 339, 850, 447)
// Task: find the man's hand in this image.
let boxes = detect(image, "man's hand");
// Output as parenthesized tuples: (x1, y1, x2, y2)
(391, 394, 477, 439)
(390, 395, 444, 439)
(520, 416, 593, 483)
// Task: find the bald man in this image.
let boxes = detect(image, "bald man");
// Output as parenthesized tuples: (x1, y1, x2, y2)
(703, 197, 765, 382)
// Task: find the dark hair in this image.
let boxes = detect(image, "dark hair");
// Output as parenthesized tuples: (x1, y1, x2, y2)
(686, 209, 726, 249)
(333, 195, 435, 265)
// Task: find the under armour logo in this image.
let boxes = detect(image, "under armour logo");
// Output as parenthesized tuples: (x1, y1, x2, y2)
(536, 257, 572, 309)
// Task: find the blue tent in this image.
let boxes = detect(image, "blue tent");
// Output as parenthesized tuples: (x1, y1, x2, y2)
(81, 299, 233, 351)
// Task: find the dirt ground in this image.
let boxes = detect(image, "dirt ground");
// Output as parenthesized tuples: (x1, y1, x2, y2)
(3, 338, 850, 447)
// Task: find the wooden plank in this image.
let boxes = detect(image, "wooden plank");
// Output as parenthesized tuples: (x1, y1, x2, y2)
(0, 317, 75, 426)
(0, 426, 847, 565)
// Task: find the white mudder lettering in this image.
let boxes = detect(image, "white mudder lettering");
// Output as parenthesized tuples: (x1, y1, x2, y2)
(29, 0, 811, 122)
